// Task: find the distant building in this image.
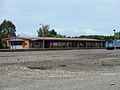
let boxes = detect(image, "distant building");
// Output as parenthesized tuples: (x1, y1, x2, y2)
(3, 36, 105, 49)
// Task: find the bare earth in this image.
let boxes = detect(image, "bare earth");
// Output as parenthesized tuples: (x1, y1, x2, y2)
(0, 49, 120, 90)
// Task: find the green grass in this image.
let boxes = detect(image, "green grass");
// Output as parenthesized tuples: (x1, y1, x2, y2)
(92, 55, 98, 59)
(78, 63, 85, 66)
(101, 63, 111, 66)
(58, 64, 67, 67)
(100, 61, 110, 66)
(112, 59, 119, 62)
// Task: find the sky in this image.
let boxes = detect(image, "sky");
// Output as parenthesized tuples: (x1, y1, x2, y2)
(0, 0, 120, 37)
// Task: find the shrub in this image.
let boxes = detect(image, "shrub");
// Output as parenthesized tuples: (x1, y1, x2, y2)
(58, 64, 67, 67)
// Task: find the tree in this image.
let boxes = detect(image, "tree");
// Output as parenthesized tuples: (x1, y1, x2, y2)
(37, 24, 58, 37)
(54, 34, 67, 38)
(37, 24, 50, 37)
(50, 29, 57, 37)
(79, 35, 114, 40)
(37, 28, 43, 37)
(0, 20, 16, 48)
(114, 32, 120, 39)
(0, 20, 16, 38)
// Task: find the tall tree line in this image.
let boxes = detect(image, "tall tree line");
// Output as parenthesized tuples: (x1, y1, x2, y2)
(78, 35, 114, 40)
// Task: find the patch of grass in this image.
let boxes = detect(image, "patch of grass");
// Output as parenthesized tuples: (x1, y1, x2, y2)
(78, 63, 85, 66)
(100, 61, 111, 66)
(46, 60, 53, 62)
(58, 64, 67, 67)
(94, 62, 99, 65)
(101, 63, 111, 66)
(92, 55, 98, 59)
(112, 59, 119, 62)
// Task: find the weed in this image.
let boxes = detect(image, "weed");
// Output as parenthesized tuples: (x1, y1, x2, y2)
(59, 64, 67, 67)
(92, 55, 98, 59)
(94, 62, 99, 65)
(101, 63, 110, 66)
(100, 61, 111, 66)
(112, 59, 119, 62)
(78, 63, 85, 66)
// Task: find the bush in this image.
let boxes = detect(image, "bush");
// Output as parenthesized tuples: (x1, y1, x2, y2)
(2, 40, 7, 49)
(58, 64, 67, 67)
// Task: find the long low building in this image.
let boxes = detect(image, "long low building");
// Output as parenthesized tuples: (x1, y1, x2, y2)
(3, 37, 105, 49)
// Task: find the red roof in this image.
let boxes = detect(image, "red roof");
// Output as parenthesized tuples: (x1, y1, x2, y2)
(3, 36, 31, 40)
(3, 36, 105, 42)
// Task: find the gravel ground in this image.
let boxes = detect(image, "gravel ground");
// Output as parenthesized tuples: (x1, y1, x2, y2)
(0, 49, 120, 90)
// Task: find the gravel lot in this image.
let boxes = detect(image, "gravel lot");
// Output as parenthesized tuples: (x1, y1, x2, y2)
(0, 49, 120, 90)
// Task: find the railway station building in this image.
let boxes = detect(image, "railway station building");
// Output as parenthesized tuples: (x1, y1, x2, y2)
(3, 36, 105, 49)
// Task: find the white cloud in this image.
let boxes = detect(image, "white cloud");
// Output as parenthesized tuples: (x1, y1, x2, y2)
(16, 28, 108, 37)
(83, 29, 102, 35)
(16, 32, 37, 37)
(56, 28, 105, 36)
(56, 29, 65, 34)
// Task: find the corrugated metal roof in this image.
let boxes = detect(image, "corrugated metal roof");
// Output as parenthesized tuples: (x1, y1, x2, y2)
(3, 36, 105, 42)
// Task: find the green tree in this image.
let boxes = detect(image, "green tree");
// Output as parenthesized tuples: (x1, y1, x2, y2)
(0, 20, 16, 38)
(37, 24, 50, 37)
(0, 20, 16, 48)
(54, 34, 67, 38)
(50, 29, 57, 37)
(79, 35, 114, 40)
(37, 28, 43, 37)
(37, 24, 58, 37)
(114, 32, 120, 39)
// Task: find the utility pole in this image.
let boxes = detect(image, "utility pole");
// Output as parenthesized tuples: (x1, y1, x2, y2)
(119, 31, 120, 39)
(40, 24, 45, 51)
(113, 29, 116, 50)
(0, 33, 2, 49)
(113, 29, 115, 40)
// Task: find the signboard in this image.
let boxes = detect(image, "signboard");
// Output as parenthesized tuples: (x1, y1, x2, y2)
(31, 39, 37, 41)
(10, 38, 23, 41)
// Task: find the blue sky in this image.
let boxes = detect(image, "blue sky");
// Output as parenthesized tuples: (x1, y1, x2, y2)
(0, 0, 120, 37)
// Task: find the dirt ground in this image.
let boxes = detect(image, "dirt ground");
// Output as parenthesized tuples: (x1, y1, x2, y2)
(0, 49, 120, 90)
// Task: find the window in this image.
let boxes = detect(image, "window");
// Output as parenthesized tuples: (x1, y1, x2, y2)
(59, 42, 66, 46)
(11, 41, 22, 45)
(53, 42, 58, 46)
